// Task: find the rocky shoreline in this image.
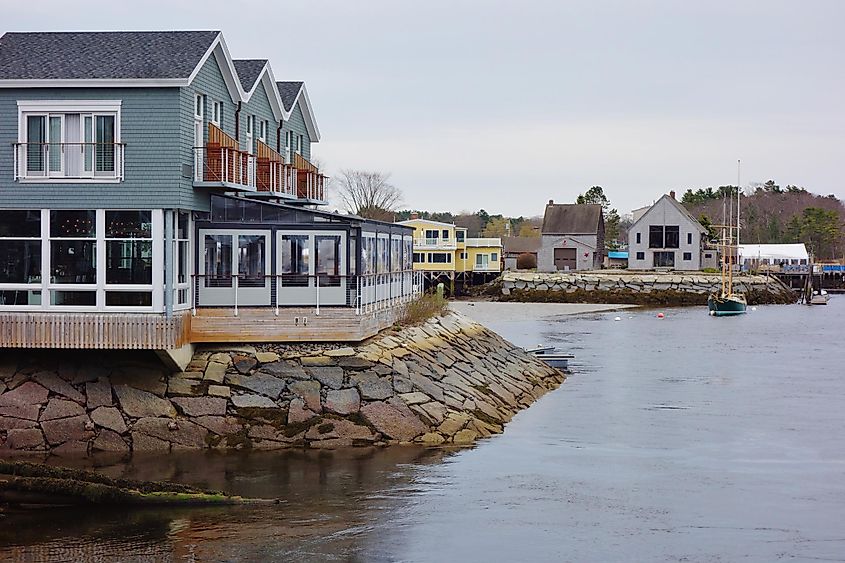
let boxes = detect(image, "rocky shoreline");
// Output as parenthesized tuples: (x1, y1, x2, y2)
(0, 312, 564, 455)
(500, 271, 795, 305)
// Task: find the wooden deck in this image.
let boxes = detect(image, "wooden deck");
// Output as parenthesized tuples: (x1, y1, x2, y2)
(0, 310, 191, 350)
(190, 307, 399, 343)
(0, 307, 400, 349)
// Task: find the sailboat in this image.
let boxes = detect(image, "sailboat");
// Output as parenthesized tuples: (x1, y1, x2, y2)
(708, 162, 747, 316)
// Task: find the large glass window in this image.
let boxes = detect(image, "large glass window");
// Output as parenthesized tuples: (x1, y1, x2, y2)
(391, 238, 401, 272)
(664, 226, 680, 249)
(653, 251, 675, 268)
(281, 235, 309, 287)
(403, 239, 413, 270)
(377, 238, 389, 274)
(50, 211, 96, 285)
(105, 211, 152, 285)
(648, 225, 664, 249)
(315, 235, 341, 287)
(0, 210, 42, 306)
(238, 234, 265, 288)
(19, 106, 119, 180)
(204, 234, 233, 288)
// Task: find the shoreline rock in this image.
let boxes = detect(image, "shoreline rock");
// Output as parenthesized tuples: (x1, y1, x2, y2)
(0, 311, 565, 455)
(499, 271, 795, 305)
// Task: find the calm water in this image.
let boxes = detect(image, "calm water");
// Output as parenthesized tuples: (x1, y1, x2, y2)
(2, 300, 844, 562)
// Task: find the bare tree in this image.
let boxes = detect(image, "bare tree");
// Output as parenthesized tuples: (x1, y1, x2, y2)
(334, 170, 402, 221)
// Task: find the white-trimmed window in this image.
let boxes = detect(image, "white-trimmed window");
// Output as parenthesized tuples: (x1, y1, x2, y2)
(259, 120, 267, 143)
(211, 101, 222, 126)
(284, 130, 292, 160)
(49, 210, 97, 306)
(0, 210, 42, 307)
(245, 115, 254, 153)
(104, 211, 153, 308)
(195, 95, 204, 120)
(296, 134, 303, 154)
(16, 100, 122, 182)
(175, 211, 191, 308)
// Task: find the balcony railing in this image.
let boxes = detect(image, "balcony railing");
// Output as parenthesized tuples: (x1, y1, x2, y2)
(413, 237, 458, 249)
(464, 237, 502, 247)
(256, 141, 296, 196)
(14, 142, 125, 181)
(293, 153, 327, 202)
(194, 146, 256, 189)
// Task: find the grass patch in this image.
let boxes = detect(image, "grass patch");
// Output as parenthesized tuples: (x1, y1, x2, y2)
(397, 293, 449, 326)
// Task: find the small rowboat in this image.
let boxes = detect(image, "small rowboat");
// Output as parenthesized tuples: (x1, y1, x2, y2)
(524, 345, 574, 370)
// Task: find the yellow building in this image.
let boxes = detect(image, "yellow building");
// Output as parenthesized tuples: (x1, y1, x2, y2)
(397, 217, 502, 290)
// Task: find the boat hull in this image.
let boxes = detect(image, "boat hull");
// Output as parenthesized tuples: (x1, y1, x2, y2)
(708, 294, 747, 316)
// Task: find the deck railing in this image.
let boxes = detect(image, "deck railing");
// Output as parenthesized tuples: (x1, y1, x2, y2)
(194, 123, 256, 190)
(14, 142, 125, 181)
(255, 141, 296, 196)
(292, 153, 327, 201)
(192, 271, 423, 317)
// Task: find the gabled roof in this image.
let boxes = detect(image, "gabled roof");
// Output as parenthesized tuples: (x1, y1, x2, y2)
(541, 203, 603, 235)
(277, 81, 303, 112)
(276, 81, 321, 142)
(0, 31, 220, 81)
(233, 59, 268, 92)
(502, 236, 541, 254)
(629, 194, 706, 233)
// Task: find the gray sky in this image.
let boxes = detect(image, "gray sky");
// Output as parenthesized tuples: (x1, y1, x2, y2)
(8, 0, 844, 216)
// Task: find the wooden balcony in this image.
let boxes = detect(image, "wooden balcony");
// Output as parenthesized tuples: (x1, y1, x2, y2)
(194, 124, 256, 191)
(255, 141, 296, 197)
(293, 153, 327, 202)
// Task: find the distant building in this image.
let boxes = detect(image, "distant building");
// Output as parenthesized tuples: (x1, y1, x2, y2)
(537, 201, 605, 272)
(627, 192, 712, 271)
(605, 250, 629, 269)
(397, 215, 502, 289)
(738, 243, 809, 273)
(502, 236, 541, 270)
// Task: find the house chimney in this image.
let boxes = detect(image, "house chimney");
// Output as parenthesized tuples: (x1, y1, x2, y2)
(548, 199, 554, 205)
(410, 212, 419, 220)
(669, 190, 676, 200)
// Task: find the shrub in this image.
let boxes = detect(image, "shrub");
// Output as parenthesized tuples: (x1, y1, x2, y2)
(397, 293, 448, 326)
(516, 252, 537, 269)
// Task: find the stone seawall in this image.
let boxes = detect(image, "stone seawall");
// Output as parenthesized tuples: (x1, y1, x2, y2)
(500, 271, 795, 305)
(0, 312, 564, 455)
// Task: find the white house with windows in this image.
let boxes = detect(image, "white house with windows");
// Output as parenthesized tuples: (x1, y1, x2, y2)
(627, 192, 712, 271)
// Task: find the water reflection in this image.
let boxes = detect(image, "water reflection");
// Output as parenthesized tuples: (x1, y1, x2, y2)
(1, 448, 454, 562)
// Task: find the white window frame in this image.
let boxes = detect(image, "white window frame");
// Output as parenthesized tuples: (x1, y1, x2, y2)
(16, 100, 123, 183)
(246, 115, 254, 154)
(259, 120, 267, 143)
(103, 210, 156, 311)
(211, 101, 221, 126)
(174, 211, 192, 310)
(195, 95, 204, 120)
(0, 210, 44, 310)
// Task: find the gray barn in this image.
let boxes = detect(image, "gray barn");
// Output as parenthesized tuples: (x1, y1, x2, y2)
(537, 202, 605, 272)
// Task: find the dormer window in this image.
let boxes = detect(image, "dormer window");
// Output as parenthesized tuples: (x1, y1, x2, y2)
(15, 100, 123, 182)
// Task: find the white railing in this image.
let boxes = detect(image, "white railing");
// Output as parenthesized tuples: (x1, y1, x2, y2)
(193, 146, 257, 190)
(14, 143, 125, 181)
(356, 270, 423, 315)
(413, 238, 457, 249)
(464, 237, 502, 247)
(192, 271, 422, 317)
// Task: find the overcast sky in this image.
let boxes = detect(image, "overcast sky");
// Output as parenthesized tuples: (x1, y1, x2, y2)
(7, 0, 844, 216)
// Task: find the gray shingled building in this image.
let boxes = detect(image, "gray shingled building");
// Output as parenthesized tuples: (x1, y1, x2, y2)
(537, 201, 605, 272)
